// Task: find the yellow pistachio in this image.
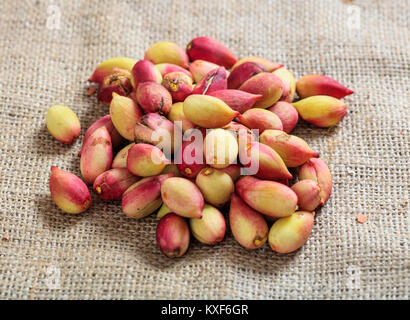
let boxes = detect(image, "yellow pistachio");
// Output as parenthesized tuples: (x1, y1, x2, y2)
(46, 105, 81, 144)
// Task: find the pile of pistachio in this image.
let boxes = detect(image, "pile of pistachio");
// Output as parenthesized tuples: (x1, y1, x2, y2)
(47, 37, 353, 257)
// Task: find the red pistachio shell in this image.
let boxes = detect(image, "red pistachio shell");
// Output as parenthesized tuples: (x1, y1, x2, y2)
(156, 213, 190, 258)
(122, 173, 173, 219)
(237, 108, 283, 133)
(49, 166, 91, 214)
(176, 139, 206, 178)
(189, 60, 222, 83)
(232, 57, 283, 72)
(229, 193, 268, 249)
(131, 60, 162, 88)
(93, 168, 140, 201)
(97, 69, 133, 105)
(268, 102, 299, 133)
(145, 41, 189, 68)
(296, 74, 353, 99)
(134, 113, 176, 155)
(292, 95, 347, 128)
(223, 121, 256, 148)
(167, 102, 196, 133)
(88, 57, 137, 84)
(239, 141, 292, 180)
(46, 105, 81, 144)
(127, 143, 170, 177)
(110, 93, 144, 141)
(239, 73, 283, 108)
(208, 90, 262, 114)
(291, 180, 321, 211)
(227, 62, 266, 89)
(260, 130, 319, 167)
(186, 36, 238, 69)
(80, 126, 113, 184)
(189, 204, 226, 245)
(162, 71, 193, 102)
(135, 82, 172, 115)
(298, 158, 332, 205)
(79, 115, 123, 157)
(183, 95, 239, 128)
(268, 211, 314, 253)
(235, 176, 298, 218)
(203, 128, 239, 169)
(195, 167, 234, 207)
(273, 67, 296, 102)
(155, 63, 192, 78)
(112, 143, 134, 168)
(161, 177, 204, 218)
(191, 67, 227, 95)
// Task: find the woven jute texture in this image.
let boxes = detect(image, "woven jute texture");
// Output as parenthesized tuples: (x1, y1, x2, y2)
(0, 0, 408, 300)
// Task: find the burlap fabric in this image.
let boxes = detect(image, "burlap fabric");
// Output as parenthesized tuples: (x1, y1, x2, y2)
(0, 0, 408, 300)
